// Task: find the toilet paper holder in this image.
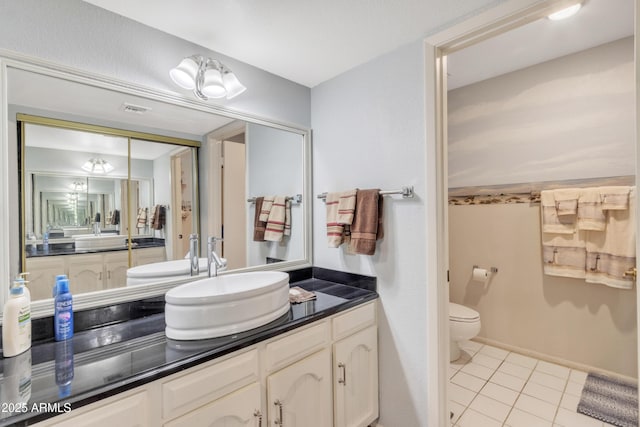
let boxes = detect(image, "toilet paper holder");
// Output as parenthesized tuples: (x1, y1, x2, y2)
(472, 265, 498, 273)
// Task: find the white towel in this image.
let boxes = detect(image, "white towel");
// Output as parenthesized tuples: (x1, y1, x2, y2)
(599, 186, 631, 211)
(541, 231, 587, 279)
(554, 188, 579, 216)
(577, 188, 606, 231)
(540, 190, 575, 234)
(585, 187, 636, 289)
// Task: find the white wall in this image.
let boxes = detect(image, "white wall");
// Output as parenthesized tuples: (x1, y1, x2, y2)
(311, 41, 427, 427)
(448, 37, 635, 188)
(246, 123, 304, 266)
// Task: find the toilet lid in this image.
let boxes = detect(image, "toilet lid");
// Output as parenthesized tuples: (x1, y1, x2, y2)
(449, 302, 480, 322)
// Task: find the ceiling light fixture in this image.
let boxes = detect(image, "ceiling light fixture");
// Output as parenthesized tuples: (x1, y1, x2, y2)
(548, 3, 582, 20)
(170, 55, 247, 100)
(81, 158, 114, 174)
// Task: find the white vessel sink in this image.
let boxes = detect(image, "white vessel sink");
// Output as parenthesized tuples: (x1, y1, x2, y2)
(165, 271, 291, 340)
(73, 234, 127, 251)
(126, 258, 227, 286)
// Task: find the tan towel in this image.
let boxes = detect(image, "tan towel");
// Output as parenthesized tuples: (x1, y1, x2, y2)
(136, 207, 148, 228)
(259, 196, 274, 222)
(264, 196, 287, 242)
(289, 286, 316, 304)
(540, 190, 575, 234)
(253, 197, 266, 242)
(326, 192, 345, 247)
(585, 187, 636, 289)
(599, 186, 631, 210)
(337, 189, 357, 224)
(349, 189, 383, 255)
(577, 188, 606, 231)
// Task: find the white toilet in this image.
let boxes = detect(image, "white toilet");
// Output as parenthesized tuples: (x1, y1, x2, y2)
(449, 302, 481, 362)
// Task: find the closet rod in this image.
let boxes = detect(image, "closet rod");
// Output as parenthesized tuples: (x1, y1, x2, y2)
(317, 186, 414, 200)
(247, 194, 303, 204)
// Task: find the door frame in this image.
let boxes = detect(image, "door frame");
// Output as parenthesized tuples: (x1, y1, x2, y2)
(423, 0, 638, 424)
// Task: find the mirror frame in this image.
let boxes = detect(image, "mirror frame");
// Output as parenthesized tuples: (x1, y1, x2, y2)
(0, 50, 313, 321)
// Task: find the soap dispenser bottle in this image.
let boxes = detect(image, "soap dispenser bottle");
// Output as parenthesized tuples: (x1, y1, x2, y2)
(3, 278, 32, 357)
(54, 278, 73, 341)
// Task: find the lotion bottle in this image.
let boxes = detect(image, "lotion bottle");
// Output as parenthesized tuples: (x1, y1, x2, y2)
(3, 279, 32, 357)
(54, 279, 73, 341)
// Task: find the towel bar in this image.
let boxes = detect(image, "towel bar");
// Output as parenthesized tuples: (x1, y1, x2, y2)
(247, 194, 303, 204)
(317, 186, 414, 201)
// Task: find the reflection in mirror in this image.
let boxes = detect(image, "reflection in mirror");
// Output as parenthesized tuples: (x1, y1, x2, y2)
(7, 62, 311, 316)
(20, 119, 198, 300)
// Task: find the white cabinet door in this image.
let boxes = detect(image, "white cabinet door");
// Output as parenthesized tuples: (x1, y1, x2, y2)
(164, 382, 262, 427)
(104, 251, 129, 289)
(67, 254, 104, 293)
(333, 326, 378, 427)
(24, 256, 61, 300)
(267, 349, 333, 427)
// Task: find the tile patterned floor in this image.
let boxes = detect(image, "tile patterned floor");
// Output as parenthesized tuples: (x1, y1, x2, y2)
(449, 341, 619, 427)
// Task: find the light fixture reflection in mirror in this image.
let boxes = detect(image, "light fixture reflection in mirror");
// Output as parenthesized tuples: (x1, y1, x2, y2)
(81, 158, 114, 174)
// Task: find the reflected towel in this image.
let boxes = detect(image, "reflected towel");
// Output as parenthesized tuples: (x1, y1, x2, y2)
(137, 207, 148, 228)
(585, 187, 636, 289)
(259, 196, 274, 222)
(349, 189, 383, 255)
(284, 199, 292, 237)
(253, 197, 267, 241)
(578, 188, 606, 231)
(264, 196, 287, 242)
(541, 190, 575, 234)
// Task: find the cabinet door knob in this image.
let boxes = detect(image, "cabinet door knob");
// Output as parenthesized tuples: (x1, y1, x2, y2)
(253, 409, 263, 427)
(338, 362, 346, 386)
(274, 400, 284, 426)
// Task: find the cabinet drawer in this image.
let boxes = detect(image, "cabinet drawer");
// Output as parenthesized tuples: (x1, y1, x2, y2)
(332, 302, 376, 341)
(51, 390, 150, 427)
(162, 349, 259, 420)
(265, 321, 330, 373)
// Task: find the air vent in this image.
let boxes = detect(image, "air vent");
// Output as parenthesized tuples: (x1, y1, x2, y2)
(121, 102, 152, 114)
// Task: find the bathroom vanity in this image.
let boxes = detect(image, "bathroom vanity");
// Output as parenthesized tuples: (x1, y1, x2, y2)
(0, 269, 379, 427)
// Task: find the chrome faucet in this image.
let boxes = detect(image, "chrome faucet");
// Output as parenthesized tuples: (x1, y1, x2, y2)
(189, 234, 199, 276)
(92, 221, 101, 235)
(207, 236, 224, 277)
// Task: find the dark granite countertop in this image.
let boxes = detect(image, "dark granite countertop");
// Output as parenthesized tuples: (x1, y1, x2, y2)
(0, 268, 377, 426)
(26, 238, 166, 258)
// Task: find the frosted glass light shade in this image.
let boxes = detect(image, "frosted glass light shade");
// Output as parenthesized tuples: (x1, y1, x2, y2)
(82, 158, 114, 174)
(222, 71, 247, 99)
(170, 57, 199, 90)
(201, 68, 226, 98)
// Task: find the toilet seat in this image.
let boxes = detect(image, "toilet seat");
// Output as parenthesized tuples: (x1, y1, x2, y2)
(449, 302, 480, 323)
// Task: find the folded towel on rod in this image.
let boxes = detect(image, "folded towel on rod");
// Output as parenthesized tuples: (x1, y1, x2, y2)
(284, 199, 292, 237)
(259, 196, 274, 222)
(265, 196, 287, 242)
(554, 188, 580, 216)
(349, 189, 384, 255)
(541, 230, 587, 279)
(599, 186, 631, 211)
(540, 190, 575, 234)
(326, 192, 346, 247)
(253, 197, 267, 241)
(578, 188, 606, 231)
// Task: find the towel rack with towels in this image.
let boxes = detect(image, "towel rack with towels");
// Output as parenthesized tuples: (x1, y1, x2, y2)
(247, 194, 303, 204)
(317, 186, 414, 201)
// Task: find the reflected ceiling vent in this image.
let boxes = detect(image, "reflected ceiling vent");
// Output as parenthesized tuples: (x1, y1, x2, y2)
(121, 102, 152, 114)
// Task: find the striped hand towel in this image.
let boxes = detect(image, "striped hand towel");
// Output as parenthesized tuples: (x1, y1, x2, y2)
(284, 199, 292, 236)
(259, 196, 274, 222)
(253, 197, 267, 241)
(326, 192, 345, 247)
(265, 196, 287, 242)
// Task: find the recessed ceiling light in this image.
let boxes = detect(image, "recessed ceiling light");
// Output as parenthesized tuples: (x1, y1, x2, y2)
(548, 3, 582, 21)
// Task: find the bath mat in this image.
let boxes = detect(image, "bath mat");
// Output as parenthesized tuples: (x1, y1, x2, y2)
(577, 372, 638, 427)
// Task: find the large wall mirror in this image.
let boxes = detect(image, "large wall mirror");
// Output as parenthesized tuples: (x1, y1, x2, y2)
(3, 57, 312, 318)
